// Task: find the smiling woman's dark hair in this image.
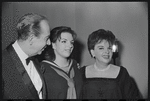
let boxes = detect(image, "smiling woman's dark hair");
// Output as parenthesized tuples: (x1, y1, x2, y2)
(50, 26, 77, 43)
(88, 29, 116, 57)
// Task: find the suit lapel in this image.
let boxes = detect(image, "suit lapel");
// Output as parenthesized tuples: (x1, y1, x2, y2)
(6, 43, 39, 99)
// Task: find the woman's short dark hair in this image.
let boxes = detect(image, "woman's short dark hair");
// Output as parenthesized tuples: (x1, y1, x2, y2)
(45, 26, 77, 61)
(87, 29, 116, 57)
(16, 13, 48, 40)
(50, 26, 77, 43)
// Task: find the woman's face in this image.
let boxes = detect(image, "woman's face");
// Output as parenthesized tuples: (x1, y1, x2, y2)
(52, 32, 74, 59)
(90, 40, 113, 65)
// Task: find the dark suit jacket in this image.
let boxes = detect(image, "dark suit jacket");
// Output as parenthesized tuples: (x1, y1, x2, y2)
(2, 42, 47, 99)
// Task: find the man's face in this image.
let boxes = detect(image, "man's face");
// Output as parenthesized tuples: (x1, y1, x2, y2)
(30, 20, 51, 56)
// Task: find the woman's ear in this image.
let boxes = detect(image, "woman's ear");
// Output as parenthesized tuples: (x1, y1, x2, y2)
(52, 42, 56, 49)
(90, 49, 95, 58)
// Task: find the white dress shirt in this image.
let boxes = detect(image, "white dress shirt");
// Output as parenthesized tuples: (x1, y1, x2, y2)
(12, 40, 43, 99)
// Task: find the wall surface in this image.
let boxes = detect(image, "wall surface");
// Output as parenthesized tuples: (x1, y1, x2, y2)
(2, 2, 148, 98)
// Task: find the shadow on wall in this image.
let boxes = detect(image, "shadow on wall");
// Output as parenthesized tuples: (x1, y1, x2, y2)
(70, 39, 85, 64)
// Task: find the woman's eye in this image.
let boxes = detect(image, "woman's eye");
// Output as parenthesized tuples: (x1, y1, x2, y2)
(99, 48, 103, 50)
(61, 40, 66, 43)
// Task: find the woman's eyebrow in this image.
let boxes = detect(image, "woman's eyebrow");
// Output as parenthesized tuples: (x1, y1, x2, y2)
(97, 45, 103, 47)
(60, 38, 67, 40)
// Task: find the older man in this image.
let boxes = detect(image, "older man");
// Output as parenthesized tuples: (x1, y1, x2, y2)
(2, 13, 51, 99)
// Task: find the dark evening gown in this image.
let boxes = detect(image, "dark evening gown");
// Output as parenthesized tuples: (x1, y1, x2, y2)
(80, 66, 142, 99)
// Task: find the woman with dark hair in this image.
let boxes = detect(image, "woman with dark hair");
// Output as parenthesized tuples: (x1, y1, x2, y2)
(80, 29, 142, 99)
(40, 26, 83, 99)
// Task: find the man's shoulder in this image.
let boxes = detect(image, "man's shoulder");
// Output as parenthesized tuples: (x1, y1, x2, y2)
(2, 44, 15, 65)
(2, 42, 14, 55)
(2, 48, 10, 60)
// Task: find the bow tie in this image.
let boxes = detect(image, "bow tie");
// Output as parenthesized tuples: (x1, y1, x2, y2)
(26, 56, 35, 65)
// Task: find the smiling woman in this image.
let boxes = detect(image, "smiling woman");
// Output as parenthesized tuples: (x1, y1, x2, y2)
(80, 29, 142, 99)
(40, 26, 83, 99)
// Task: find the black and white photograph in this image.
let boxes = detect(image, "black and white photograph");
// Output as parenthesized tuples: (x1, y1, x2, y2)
(2, 2, 148, 99)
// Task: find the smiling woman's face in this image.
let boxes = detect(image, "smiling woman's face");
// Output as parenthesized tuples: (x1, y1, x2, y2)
(52, 32, 74, 59)
(90, 39, 113, 65)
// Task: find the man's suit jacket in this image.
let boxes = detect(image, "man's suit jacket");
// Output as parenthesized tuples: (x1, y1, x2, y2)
(2, 43, 47, 99)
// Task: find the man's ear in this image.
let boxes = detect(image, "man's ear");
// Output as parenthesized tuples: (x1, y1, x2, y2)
(28, 34, 34, 45)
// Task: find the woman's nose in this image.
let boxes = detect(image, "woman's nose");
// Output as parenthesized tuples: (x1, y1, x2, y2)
(104, 49, 109, 53)
(67, 42, 73, 48)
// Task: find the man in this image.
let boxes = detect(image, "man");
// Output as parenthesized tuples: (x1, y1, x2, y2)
(2, 13, 51, 99)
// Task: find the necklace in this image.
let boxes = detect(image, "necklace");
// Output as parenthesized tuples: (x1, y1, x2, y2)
(94, 63, 111, 72)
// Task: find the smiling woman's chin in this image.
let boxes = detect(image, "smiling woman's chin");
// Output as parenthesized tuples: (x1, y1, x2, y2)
(63, 53, 71, 58)
(102, 59, 111, 63)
